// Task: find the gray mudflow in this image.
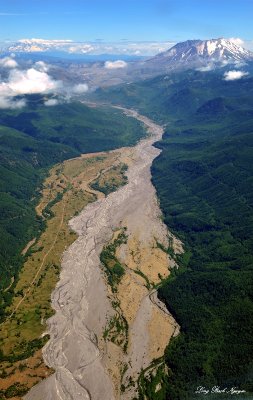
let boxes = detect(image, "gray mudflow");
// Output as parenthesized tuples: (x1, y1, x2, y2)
(24, 108, 164, 400)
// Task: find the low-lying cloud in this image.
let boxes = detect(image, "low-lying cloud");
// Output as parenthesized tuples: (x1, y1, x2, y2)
(196, 64, 214, 72)
(0, 56, 18, 69)
(44, 98, 59, 106)
(7, 68, 62, 95)
(0, 97, 26, 109)
(72, 83, 89, 93)
(224, 70, 249, 81)
(68, 44, 95, 54)
(0, 58, 89, 109)
(34, 61, 49, 72)
(229, 37, 244, 47)
(104, 60, 127, 69)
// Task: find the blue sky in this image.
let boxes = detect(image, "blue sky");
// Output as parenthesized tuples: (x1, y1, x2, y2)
(1, 0, 253, 48)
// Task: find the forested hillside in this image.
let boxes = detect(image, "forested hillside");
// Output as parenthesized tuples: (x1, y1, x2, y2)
(0, 96, 146, 320)
(94, 70, 253, 399)
(153, 111, 253, 399)
(94, 67, 253, 121)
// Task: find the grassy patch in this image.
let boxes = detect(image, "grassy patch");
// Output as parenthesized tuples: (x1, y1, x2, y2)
(133, 269, 152, 290)
(156, 239, 175, 260)
(90, 163, 128, 196)
(103, 313, 129, 353)
(137, 357, 168, 400)
(100, 229, 127, 292)
(101, 229, 129, 352)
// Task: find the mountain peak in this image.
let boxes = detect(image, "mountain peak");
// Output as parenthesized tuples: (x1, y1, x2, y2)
(148, 38, 253, 68)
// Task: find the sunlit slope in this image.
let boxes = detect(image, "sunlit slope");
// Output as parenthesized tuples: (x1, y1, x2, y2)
(0, 98, 146, 318)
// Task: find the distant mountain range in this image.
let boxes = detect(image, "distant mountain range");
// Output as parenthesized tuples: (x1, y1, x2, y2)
(1, 38, 158, 59)
(4, 37, 253, 63)
(1, 38, 252, 90)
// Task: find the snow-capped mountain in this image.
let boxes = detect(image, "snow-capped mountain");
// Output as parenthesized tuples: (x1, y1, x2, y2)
(6, 38, 74, 53)
(145, 38, 253, 69)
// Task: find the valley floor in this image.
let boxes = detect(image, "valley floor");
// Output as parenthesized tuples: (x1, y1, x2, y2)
(0, 107, 182, 400)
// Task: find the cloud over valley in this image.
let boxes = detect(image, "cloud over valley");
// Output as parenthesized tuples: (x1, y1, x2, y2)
(0, 56, 18, 69)
(224, 70, 249, 80)
(0, 58, 89, 109)
(104, 60, 127, 69)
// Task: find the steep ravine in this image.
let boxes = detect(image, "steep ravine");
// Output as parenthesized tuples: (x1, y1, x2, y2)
(25, 108, 181, 400)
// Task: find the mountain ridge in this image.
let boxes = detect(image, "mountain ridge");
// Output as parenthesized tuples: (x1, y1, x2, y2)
(145, 38, 253, 70)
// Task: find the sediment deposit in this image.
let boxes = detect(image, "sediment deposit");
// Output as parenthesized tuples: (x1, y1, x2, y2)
(25, 108, 181, 400)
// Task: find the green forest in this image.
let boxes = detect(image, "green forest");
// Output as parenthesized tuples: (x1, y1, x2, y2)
(0, 96, 146, 320)
(95, 69, 253, 399)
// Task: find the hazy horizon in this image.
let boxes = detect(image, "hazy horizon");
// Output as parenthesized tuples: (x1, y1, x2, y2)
(0, 0, 253, 55)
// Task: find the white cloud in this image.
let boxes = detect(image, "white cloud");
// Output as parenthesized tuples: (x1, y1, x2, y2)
(7, 68, 62, 95)
(68, 44, 95, 54)
(229, 37, 244, 47)
(220, 59, 230, 66)
(224, 70, 249, 81)
(19, 38, 73, 45)
(44, 98, 59, 106)
(0, 59, 63, 109)
(196, 64, 214, 72)
(158, 47, 167, 53)
(105, 41, 174, 56)
(0, 97, 26, 109)
(34, 61, 49, 72)
(0, 58, 90, 109)
(72, 83, 89, 93)
(0, 56, 18, 68)
(242, 40, 253, 52)
(233, 60, 247, 68)
(104, 60, 127, 69)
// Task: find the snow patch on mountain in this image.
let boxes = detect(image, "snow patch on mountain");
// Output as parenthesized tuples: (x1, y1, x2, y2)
(148, 38, 253, 67)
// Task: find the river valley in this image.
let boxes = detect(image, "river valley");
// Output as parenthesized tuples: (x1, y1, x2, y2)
(24, 107, 182, 400)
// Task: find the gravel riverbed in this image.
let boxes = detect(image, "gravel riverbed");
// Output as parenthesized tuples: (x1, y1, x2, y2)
(25, 108, 175, 400)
